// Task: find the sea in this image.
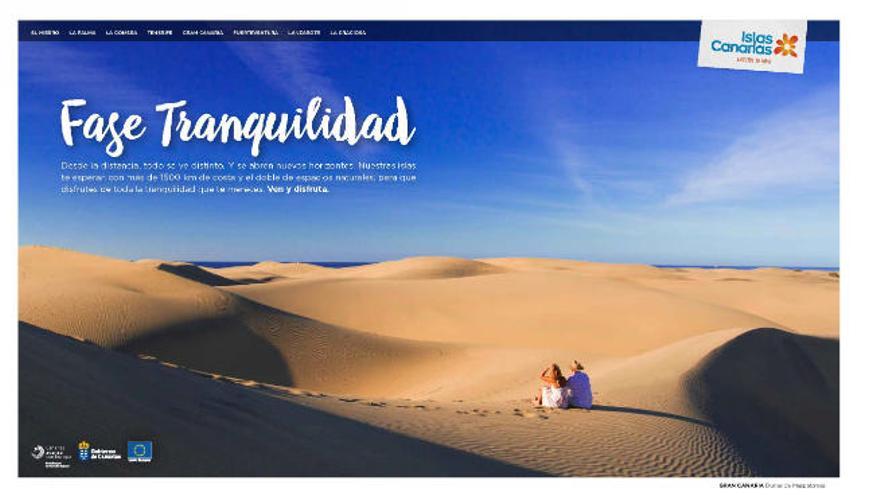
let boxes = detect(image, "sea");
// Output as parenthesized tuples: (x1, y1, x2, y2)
(192, 261, 373, 269)
(190, 261, 838, 271)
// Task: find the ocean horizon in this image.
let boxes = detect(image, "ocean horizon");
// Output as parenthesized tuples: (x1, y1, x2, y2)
(187, 260, 839, 271)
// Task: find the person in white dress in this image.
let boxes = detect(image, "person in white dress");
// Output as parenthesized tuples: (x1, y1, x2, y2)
(533, 363, 570, 408)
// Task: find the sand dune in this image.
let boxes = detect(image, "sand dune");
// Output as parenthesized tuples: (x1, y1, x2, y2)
(136, 259, 240, 286)
(19, 322, 535, 476)
(21, 247, 233, 348)
(207, 261, 332, 284)
(227, 259, 823, 355)
(635, 268, 840, 337)
(18, 247, 839, 476)
(685, 328, 839, 476)
(479, 257, 677, 278)
(20, 247, 479, 397)
(20, 319, 838, 476)
(332, 256, 508, 279)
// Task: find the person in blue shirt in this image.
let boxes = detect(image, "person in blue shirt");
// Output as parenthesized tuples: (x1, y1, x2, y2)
(566, 360, 593, 409)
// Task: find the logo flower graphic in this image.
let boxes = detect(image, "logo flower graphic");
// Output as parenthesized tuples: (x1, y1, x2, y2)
(774, 33, 799, 57)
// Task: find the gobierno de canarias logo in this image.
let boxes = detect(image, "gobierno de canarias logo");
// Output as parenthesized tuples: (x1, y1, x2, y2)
(78, 440, 90, 462)
(711, 31, 799, 57)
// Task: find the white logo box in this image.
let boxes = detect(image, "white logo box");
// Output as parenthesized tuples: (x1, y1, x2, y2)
(698, 20, 808, 74)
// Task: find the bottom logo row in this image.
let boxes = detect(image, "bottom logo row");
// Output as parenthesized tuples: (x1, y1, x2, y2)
(31, 440, 154, 471)
(77, 440, 153, 463)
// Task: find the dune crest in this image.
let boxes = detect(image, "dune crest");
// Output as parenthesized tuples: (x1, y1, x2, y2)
(19, 246, 477, 396)
(333, 256, 508, 280)
(224, 253, 837, 353)
(228, 270, 788, 355)
(136, 259, 240, 286)
(203, 260, 333, 284)
(685, 328, 839, 476)
(480, 257, 668, 277)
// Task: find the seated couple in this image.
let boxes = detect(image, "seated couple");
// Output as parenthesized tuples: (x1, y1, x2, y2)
(533, 360, 593, 409)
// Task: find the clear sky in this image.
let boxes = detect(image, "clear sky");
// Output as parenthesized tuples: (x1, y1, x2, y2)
(19, 41, 839, 265)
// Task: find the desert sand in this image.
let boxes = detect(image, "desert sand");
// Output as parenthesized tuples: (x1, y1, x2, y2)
(19, 246, 839, 476)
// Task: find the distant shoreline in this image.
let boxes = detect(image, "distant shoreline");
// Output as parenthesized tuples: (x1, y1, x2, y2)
(186, 260, 839, 272)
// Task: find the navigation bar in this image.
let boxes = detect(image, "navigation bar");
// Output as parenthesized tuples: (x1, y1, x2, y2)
(20, 20, 840, 42)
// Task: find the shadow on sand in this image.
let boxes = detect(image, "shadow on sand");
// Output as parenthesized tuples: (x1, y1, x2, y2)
(20, 322, 543, 477)
(590, 404, 713, 428)
(685, 328, 839, 477)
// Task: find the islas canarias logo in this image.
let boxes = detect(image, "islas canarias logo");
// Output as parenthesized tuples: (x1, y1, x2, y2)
(698, 21, 807, 74)
(710, 31, 798, 57)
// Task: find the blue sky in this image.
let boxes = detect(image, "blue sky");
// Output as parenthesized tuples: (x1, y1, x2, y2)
(19, 41, 839, 265)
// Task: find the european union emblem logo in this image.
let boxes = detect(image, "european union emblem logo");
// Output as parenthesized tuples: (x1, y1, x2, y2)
(127, 441, 153, 463)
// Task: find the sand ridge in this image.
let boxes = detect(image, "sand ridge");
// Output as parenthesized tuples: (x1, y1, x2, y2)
(226, 256, 838, 354)
(20, 247, 483, 397)
(206, 260, 333, 284)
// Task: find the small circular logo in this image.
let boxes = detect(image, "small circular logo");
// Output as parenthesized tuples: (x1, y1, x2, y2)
(31, 445, 45, 460)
